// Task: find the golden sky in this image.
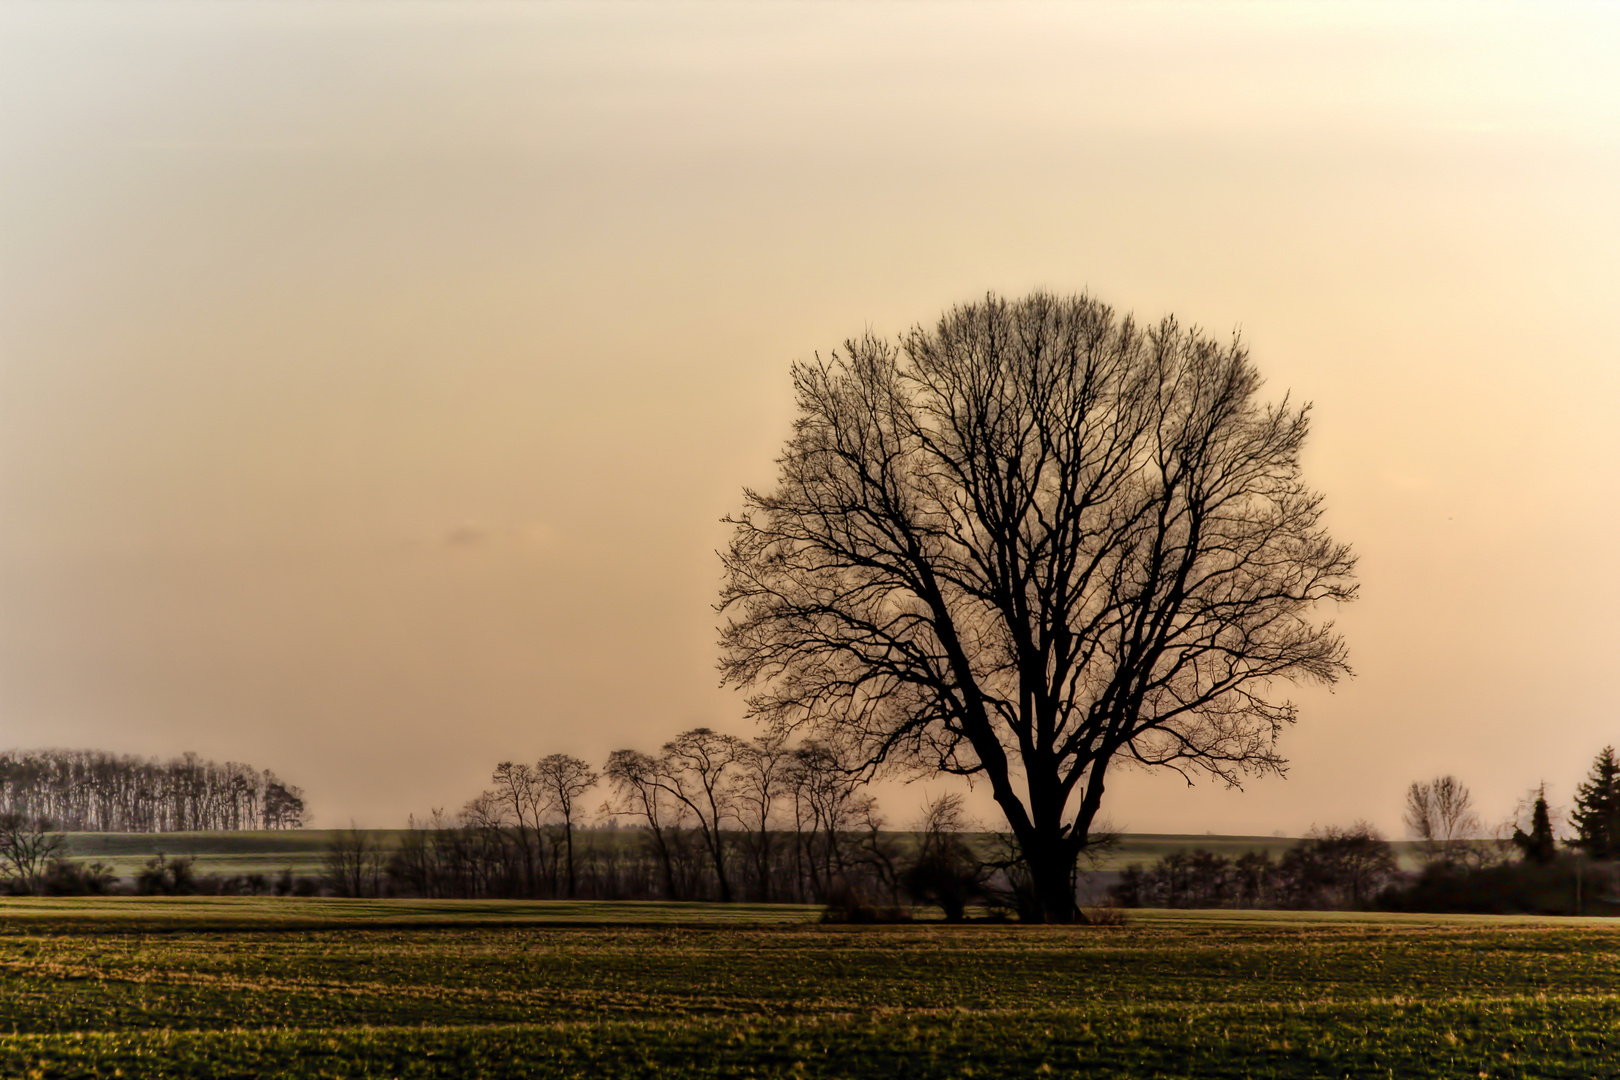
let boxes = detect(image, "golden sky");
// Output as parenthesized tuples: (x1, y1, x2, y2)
(2, 1, 1617, 833)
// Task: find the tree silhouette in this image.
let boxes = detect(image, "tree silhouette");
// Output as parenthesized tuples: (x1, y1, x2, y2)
(1570, 747, 1620, 860)
(1513, 786, 1558, 866)
(535, 754, 598, 898)
(1404, 776, 1481, 865)
(0, 814, 64, 895)
(720, 291, 1357, 921)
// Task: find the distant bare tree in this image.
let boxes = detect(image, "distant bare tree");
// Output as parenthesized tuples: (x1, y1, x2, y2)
(459, 791, 521, 894)
(733, 734, 794, 901)
(604, 750, 690, 899)
(388, 814, 441, 898)
(648, 729, 747, 902)
(391, 735, 915, 904)
(903, 793, 984, 921)
(323, 824, 387, 898)
(535, 754, 598, 898)
(787, 740, 870, 899)
(0, 813, 64, 895)
(491, 761, 550, 893)
(1232, 850, 1278, 908)
(1404, 776, 1482, 865)
(851, 798, 905, 909)
(261, 774, 307, 829)
(719, 291, 1358, 921)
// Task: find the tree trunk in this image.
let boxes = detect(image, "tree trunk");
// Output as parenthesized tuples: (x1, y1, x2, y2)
(1023, 838, 1082, 923)
(652, 828, 679, 900)
(754, 827, 771, 902)
(711, 833, 734, 903)
(564, 819, 576, 899)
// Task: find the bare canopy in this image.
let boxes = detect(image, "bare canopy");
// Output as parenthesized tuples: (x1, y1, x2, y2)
(718, 291, 1356, 921)
(1404, 775, 1482, 865)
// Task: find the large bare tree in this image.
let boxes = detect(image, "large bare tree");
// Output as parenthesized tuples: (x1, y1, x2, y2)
(719, 291, 1356, 921)
(732, 734, 793, 901)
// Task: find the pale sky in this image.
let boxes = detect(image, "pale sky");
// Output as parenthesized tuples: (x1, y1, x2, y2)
(2, 1, 1617, 835)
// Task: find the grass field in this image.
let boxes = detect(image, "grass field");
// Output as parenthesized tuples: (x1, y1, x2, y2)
(3, 899, 1619, 1078)
(58, 830, 355, 879)
(57, 829, 1432, 882)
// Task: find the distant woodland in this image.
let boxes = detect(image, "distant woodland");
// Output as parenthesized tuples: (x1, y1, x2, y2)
(3, 740, 1619, 918)
(0, 749, 306, 832)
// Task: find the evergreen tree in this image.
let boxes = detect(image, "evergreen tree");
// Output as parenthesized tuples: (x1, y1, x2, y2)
(1570, 746, 1620, 860)
(1513, 785, 1558, 866)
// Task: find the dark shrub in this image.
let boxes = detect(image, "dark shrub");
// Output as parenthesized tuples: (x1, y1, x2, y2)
(903, 839, 983, 922)
(1381, 859, 1619, 916)
(1276, 824, 1396, 909)
(1113, 826, 1393, 911)
(822, 877, 908, 923)
(1110, 849, 1246, 909)
(135, 853, 198, 896)
(40, 859, 119, 896)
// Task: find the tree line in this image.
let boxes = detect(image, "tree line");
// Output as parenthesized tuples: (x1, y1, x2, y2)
(1385, 750, 1620, 915)
(1111, 747, 1620, 916)
(330, 728, 1002, 917)
(0, 749, 307, 832)
(1111, 825, 1397, 911)
(1400, 748, 1620, 872)
(9, 738, 1620, 917)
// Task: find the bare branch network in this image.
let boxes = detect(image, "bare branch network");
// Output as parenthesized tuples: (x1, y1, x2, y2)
(718, 291, 1356, 920)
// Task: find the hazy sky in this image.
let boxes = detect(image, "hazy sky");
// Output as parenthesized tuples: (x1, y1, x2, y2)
(2, 1, 1617, 835)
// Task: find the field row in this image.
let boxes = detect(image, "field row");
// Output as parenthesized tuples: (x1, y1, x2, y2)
(4, 903, 1620, 1076)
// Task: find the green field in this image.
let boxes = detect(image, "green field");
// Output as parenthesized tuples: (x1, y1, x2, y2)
(56, 829, 1435, 884)
(58, 830, 361, 880)
(3, 899, 1619, 1078)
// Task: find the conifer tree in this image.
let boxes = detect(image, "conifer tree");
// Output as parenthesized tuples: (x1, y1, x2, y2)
(1513, 785, 1558, 866)
(1570, 746, 1620, 860)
